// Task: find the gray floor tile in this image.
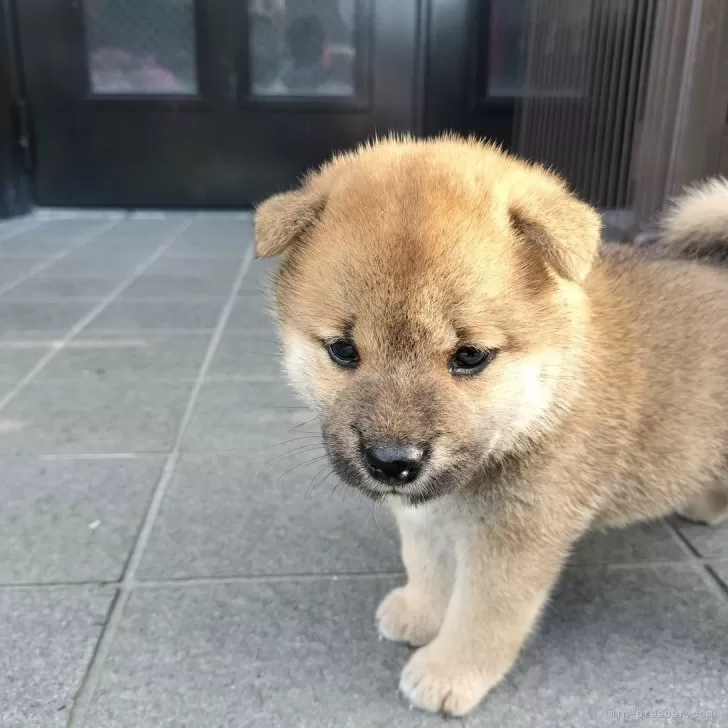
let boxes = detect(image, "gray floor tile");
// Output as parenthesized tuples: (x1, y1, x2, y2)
(80, 219, 188, 254)
(0, 378, 20, 400)
(674, 519, 728, 558)
(0, 216, 42, 245)
(0, 378, 194, 454)
(43, 253, 141, 279)
(120, 274, 231, 299)
(710, 562, 728, 591)
(182, 381, 309, 451)
(139, 451, 399, 579)
(33, 210, 125, 220)
(0, 339, 50, 378)
(570, 520, 686, 564)
(87, 301, 224, 332)
(465, 565, 728, 727)
(0, 258, 42, 286)
(142, 254, 241, 279)
(207, 331, 284, 379)
(0, 458, 164, 583)
(0, 586, 113, 728)
(0, 301, 93, 334)
(239, 258, 278, 295)
(83, 579, 452, 728)
(2, 275, 117, 300)
(225, 295, 276, 331)
(40, 334, 213, 380)
(165, 217, 253, 257)
(0, 219, 114, 253)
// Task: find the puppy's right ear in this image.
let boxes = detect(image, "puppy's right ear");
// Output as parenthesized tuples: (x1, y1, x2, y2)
(254, 181, 327, 258)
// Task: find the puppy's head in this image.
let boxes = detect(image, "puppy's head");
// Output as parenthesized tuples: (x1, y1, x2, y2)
(256, 137, 600, 504)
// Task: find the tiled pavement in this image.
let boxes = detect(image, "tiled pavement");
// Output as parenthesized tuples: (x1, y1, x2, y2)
(0, 211, 727, 728)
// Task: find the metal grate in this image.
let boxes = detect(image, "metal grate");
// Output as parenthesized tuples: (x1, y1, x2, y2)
(513, 0, 655, 212)
(513, 0, 728, 233)
(84, 0, 198, 94)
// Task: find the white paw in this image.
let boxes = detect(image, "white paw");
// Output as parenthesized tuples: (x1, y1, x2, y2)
(399, 642, 500, 716)
(376, 587, 442, 647)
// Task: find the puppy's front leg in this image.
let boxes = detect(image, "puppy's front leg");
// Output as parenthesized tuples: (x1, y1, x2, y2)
(399, 517, 571, 716)
(377, 503, 454, 646)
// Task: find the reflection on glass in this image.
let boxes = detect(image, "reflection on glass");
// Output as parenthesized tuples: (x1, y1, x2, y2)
(85, 0, 197, 94)
(248, 0, 357, 97)
(488, 0, 589, 99)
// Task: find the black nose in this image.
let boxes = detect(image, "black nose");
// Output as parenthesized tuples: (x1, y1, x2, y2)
(363, 441, 426, 484)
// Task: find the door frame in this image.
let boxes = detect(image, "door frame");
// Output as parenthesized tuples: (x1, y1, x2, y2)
(0, 0, 31, 218)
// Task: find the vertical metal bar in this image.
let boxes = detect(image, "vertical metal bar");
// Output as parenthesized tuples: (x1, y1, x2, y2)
(574, 0, 608, 199)
(615, 0, 650, 209)
(559, 0, 592, 187)
(597, 0, 630, 207)
(586, 1, 619, 204)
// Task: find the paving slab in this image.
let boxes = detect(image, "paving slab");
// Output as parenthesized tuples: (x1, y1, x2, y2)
(0, 586, 113, 728)
(465, 565, 728, 727)
(40, 333, 213, 380)
(139, 451, 399, 579)
(570, 520, 687, 564)
(674, 518, 728, 559)
(0, 377, 194, 454)
(0, 457, 164, 583)
(83, 579, 457, 728)
(86, 301, 224, 332)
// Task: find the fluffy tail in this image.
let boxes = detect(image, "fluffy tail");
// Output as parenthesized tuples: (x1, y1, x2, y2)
(658, 177, 728, 262)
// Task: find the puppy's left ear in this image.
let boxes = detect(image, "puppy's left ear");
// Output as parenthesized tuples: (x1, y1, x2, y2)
(255, 176, 328, 258)
(508, 174, 601, 283)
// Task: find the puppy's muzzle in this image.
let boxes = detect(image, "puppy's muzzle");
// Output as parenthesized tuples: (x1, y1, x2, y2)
(361, 440, 428, 485)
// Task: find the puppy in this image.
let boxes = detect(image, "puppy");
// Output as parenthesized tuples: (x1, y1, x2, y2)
(254, 136, 728, 716)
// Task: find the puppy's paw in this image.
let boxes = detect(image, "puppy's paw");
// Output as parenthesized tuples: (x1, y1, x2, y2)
(376, 587, 442, 647)
(399, 642, 500, 716)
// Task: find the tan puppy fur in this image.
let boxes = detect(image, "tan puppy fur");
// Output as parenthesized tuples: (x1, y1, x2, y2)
(255, 138, 728, 716)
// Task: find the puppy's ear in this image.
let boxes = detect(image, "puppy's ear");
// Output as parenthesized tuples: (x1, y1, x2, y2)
(254, 180, 327, 258)
(508, 175, 601, 283)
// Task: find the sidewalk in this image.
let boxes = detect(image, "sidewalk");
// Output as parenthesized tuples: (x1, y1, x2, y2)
(0, 212, 726, 727)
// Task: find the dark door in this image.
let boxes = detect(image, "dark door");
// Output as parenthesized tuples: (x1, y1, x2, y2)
(1, 0, 31, 217)
(17, 0, 420, 207)
(425, 0, 522, 145)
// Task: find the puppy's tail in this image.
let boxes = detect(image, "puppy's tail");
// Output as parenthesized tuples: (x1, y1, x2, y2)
(658, 177, 728, 263)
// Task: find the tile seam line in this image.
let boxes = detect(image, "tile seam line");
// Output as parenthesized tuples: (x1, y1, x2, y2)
(5, 557, 728, 591)
(66, 241, 254, 728)
(0, 217, 47, 243)
(662, 519, 728, 607)
(0, 219, 193, 415)
(0, 571, 406, 591)
(0, 218, 122, 298)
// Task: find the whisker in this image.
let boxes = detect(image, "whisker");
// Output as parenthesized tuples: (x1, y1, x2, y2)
(267, 443, 326, 465)
(273, 454, 331, 480)
(263, 435, 322, 452)
(305, 463, 335, 497)
(290, 416, 320, 432)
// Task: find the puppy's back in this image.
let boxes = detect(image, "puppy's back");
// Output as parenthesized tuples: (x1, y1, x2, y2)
(577, 179, 728, 524)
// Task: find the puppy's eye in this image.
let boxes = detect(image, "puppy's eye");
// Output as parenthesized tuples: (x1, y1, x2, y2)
(326, 339, 359, 368)
(450, 346, 495, 376)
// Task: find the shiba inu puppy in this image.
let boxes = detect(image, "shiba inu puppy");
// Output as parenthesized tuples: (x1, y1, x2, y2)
(255, 136, 728, 716)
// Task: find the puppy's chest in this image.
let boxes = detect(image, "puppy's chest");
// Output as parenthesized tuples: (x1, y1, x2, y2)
(391, 495, 476, 528)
